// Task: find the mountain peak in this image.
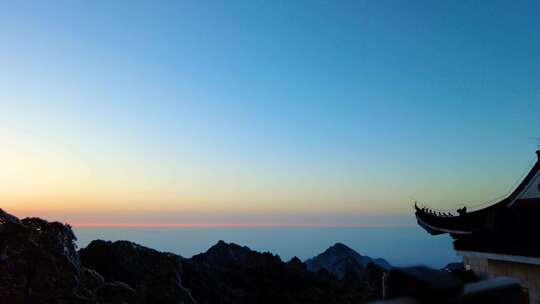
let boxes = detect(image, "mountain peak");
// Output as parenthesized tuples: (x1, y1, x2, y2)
(305, 243, 391, 279)
(328, 242, 356, 253)
(190, 240, 252, 266)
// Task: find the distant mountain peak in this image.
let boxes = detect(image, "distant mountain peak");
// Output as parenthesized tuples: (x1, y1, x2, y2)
(208, 240, 251, 253)
(289, 256, 303, 264)
(326, 243, 359, 255)
(331, 242, 350, 249)
(305, 243, 391, 279)
(191, 240, 252, 266)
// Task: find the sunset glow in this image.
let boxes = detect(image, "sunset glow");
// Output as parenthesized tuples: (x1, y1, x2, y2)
(1, 1, 539, 226)
(69, 223, 415, 228)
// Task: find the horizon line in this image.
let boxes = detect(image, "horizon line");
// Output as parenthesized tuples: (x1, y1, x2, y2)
(70, 222, 415, 228)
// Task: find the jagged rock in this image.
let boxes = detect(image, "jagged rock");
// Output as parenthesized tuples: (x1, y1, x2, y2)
(0, 209, 86, 303)
(0, 209, 135, 304)
(190, 240, 252, 266)
(0, 209, 392, 303)
(183, 240, 380, 304)
(0, 208, 21, 225)
(81, 267, 105, 291)
(79, 240, 197, 304)
(287, 256, 307, 272)
(96, 281, 137, 304)
(305, 243, 391, 279)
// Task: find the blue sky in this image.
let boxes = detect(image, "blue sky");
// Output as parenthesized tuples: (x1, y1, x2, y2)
(0, 1, 539, 225)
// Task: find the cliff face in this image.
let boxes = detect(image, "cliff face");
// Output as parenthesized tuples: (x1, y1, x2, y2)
(0, 209, 136, 304)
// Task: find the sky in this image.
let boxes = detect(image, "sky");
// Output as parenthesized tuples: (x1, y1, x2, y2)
(0, 0, 539, 226)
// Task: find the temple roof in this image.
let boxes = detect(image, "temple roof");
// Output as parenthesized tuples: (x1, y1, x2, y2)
(415, 150, 540, 238)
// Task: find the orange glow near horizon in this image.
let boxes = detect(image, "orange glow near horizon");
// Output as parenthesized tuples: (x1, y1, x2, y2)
(69, 222, 415, 228)
(1, 205, 415, 229)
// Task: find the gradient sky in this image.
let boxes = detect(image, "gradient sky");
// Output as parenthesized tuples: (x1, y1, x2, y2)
(1, 0, 539, 226)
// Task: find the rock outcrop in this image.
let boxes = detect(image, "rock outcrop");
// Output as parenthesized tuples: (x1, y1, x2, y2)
(0, 209, 135, 303)
(79, 240, 197, 304)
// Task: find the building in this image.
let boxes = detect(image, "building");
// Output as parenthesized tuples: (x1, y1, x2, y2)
(415, 150, 540, 303)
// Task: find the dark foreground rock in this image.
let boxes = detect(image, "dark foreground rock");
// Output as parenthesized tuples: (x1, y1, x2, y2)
(79, 240, 197, 304)
(0, 208, 134, 303)
(375, 266, 525, 304)
(95, 282, 137, 304)
(441, 262, 479, 285)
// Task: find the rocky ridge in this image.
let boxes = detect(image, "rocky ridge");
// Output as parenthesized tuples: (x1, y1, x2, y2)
(0, 209, 389, 304)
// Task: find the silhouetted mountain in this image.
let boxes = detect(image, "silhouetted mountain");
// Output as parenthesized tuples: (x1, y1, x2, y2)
(183, 240, 381, 304)
(305, 243, 391, 279)
(190, 240, 254, 266)
(0, 210, 392, 304)
(79, 239, 197, 304)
